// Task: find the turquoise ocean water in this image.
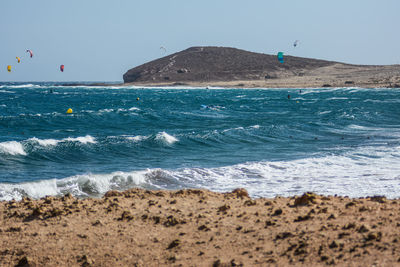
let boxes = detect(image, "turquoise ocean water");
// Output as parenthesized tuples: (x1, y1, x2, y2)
(1, 83, 399, 200)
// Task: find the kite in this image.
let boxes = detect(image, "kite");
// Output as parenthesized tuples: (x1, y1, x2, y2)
(277, 52, 284, 63)
(26, 50, 33, 58)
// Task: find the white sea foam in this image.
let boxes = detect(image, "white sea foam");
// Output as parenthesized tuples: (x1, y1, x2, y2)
(155, 132, 178, 144)
(0, 170, 147, 201)
(182, 145, 400, 199)
(318, 110, 332, 115)
(141, 145, 400, 200)
(345, 124, 386, 132)
(326, 97, 349, 100)
(125, 135, 148, 142)
(58, 171, 147, 196)
(28, 137, 60, 146)
(1, 135, 97, 155)
(31, 135, 96, 146)
(0, 179, 59, 201)
(222, 126, 244, 133)
(0, 90, 15, 93)
(0, 141, 26, 156)
(0, 84, 41, 89)
(364, 99, 400, 103)
(1, 144, 400, 201)
(99, 108, 114, 113)
(63, 135, 96, 144)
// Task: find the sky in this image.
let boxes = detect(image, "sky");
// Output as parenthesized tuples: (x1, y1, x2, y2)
(0, 0, 399, 82)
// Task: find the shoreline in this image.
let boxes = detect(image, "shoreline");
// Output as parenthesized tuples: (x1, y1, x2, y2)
(57, 78, 400, 89)
(122, 81, 400, 89)
(1, 188, 400, 266)
(58, 79, 400, 89)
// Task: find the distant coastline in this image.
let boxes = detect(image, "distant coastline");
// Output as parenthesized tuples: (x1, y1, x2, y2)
(121, 46, 400, 89)
(57, 46, 400, 88)
(61, 79, 400, 89)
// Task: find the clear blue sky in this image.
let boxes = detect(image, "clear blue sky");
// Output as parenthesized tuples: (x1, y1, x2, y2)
(1, 0, 399, 82)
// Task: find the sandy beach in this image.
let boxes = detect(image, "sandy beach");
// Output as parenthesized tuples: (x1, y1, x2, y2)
(1, 188, 400, 266)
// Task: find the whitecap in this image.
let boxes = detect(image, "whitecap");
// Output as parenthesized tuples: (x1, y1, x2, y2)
(0, 141, 26, 156)
(4, 84, 41, 89)
(222, 126, 244, 133)
(98, 108, 114, 113)
(0, 179, 58, 201)
(0, 170, 147, 201)
(63, 135, 96, 144)
(318, 110, 332, 115)
(0, 90, 15, 93)
(155, 132, 178, 144)
(326, 97, 349, 100)
(2, 144, 400, 200)
(125, 135, 148, 142)
(28, 137, 60, 146)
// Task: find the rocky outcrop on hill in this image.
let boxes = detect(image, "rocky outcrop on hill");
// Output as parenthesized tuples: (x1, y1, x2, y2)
(123, 46, 336, 84)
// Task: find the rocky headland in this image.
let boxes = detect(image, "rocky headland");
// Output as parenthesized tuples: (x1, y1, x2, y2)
(123, 46, 400, 88)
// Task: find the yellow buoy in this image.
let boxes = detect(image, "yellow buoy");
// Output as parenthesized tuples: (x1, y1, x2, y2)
(66, 108, 73, 114)
(7, 65, 11, 72)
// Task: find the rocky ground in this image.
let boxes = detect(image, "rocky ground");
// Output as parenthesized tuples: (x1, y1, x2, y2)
(125, 63, 400, 89)
(1, 188, 400, 266)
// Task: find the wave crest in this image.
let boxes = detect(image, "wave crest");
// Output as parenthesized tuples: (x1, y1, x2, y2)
(0, 141, 27, 156)
(155, 132, 178, 145)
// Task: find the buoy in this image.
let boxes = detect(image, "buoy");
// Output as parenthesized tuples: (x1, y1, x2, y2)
(66, 108, 73, 114)
(136, 97, 140, 101)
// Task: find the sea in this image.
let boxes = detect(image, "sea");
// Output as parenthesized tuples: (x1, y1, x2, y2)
(0, 82, 399, 201)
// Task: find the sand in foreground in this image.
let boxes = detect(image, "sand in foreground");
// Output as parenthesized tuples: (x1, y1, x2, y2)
(1, 188, 399, 266)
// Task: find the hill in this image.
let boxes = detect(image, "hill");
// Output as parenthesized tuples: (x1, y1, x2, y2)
(123, 47, 400, 88)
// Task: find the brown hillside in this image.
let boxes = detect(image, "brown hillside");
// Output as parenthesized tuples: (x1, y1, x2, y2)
(123, 46, 400, 88)
(123, 46, 337, 83)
